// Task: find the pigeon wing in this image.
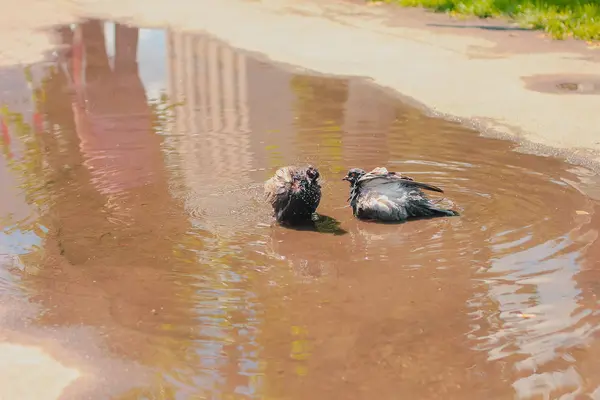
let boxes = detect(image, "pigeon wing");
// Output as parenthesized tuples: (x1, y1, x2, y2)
(264, 166, 294, 204)
(358, 174, 444, 194)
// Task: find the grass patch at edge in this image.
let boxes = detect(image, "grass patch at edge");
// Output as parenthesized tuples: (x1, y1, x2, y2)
(369, 0, 600, 41)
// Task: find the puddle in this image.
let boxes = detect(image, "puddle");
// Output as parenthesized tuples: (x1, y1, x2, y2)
(522, 73, 600, 95)
(1, 19, 600, 399)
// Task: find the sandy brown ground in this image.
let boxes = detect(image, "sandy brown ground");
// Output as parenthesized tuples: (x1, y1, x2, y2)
(0, 0, 599, 398)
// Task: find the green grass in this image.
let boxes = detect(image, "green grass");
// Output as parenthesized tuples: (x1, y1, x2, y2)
(370, 0, 600, 41)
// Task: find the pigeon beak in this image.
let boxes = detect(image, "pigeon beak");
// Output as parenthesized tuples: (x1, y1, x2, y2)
(342, 176, 349, 181)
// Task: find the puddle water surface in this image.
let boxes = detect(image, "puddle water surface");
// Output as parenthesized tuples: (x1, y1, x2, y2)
(1, 19, 600, 400)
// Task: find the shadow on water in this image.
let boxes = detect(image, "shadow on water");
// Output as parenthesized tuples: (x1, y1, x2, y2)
(279, 214, 348, 236)
(1, 17, 600, 400)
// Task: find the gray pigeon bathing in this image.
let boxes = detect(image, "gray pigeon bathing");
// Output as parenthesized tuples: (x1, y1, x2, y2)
(342, 167, 459, 222)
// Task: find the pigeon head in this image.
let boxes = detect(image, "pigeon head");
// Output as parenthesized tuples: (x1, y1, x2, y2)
(290, 166, 321, 194)
(342, 168, 366, 185)
(306, 165, 320, 183)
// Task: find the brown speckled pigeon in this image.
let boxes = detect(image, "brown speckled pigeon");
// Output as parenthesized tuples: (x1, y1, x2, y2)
(264, 165, 322, 224)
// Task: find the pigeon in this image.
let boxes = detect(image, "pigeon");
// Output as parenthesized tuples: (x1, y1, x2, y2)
(264, 165, 322, 224)
(342, 167, 459, 222)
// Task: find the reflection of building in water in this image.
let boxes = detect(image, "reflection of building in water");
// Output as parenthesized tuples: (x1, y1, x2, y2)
(245, 51, 296, 172)
(167, 32, 252, 182)
(166, 30, 297, 186)
(104, 23, 168, 100)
